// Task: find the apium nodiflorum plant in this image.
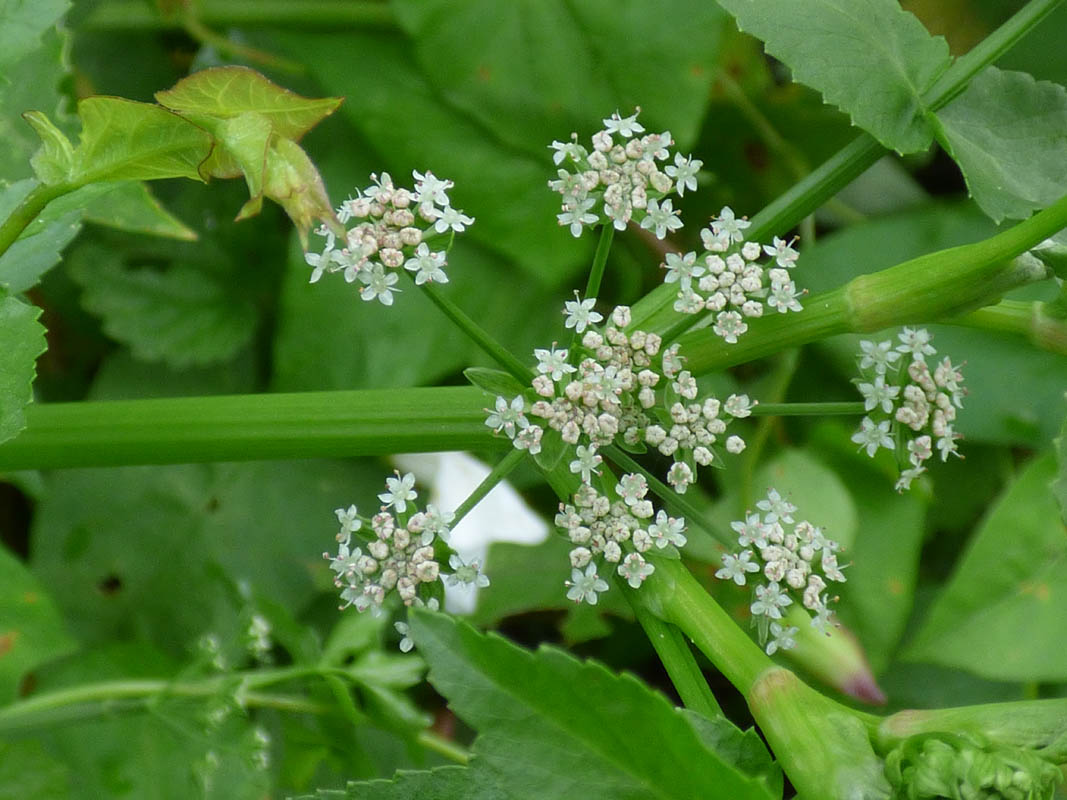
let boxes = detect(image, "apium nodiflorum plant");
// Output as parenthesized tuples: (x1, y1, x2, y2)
(1, 4, 1067, 799)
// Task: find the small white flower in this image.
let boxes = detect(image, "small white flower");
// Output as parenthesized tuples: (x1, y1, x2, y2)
(851, 417, 894, 458)
(751, 581, 792, 619)
(731, 513, 767, 548)
(664, 153, 702, 196)
(446, 554, 490, 588)
(647, 509, 687, 549)
(569, 445, 602, 482)
(715, 550, 760, 586)
(756, 489, 797, 524)
(534, 346, 576, 381)
(662, 251, 704, 290)
(394, 620, 414, 653)
(712, 310, 747, 343)
(618, 473, 648, 506)
(334, 505, 361, 540)
(857, 375, 901, 414)
(558, 196, 599, 237)
(858, 340, 901, 374)
(566, 563, 609, 604)
(711, 206, 750, 243)
(767, 281, 803, 313)
(896, 326, 936, 359)
(765, 622, 798, 655)
(412, 170, 454, 209)
(549, 139, 586, 165)
(358, 264, 399, 306)
(666, 461, 694, 493)
(563, 294, 604, 333)
(378, 471, 418, 513)
(602, 109, 645, 138)
(724, 394, 754, 418)
(763, 236, 799, 267)
(485, 395, 528, 438)
(640, 198, 683, 239)
(404, 243, 448, 285)
(618, 553, 655, 588)
(432, 205, 475, 234)
(725, 435, 746, 454)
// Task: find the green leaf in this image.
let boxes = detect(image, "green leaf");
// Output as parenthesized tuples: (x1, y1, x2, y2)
(391, 0, 726, 152)
(408, 610, 777, 800)
(29, 97, 213, 186)
(0, 545, 77, 704)
(0, 294, 46, 445)
(1055, 410, 1067, 524)
(531, 425, 567, 472)
(714, 0, 950, 153)
(23, 110, 74, 184)
(903, 453, 1067, 681)
(274, 30, 589, 287)
(296, 766, 502, 799)
(30, 458, 379, 655)
(0, 0, 69, 73)
(935, 67, 1067, 223)
(155, 65, 342, 142)
(81, 181, 198, 241)
(0, 180, 80, 294)
(68, 242, 256, 367)
(681, 711, 783, 797)
(0, 740, 70, 799)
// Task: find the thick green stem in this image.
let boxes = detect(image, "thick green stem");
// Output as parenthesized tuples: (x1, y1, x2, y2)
(678, 190, 1066, 375)
(635, 556, 773, 697)
(626, 595, 723, 718)
(77, 0, 397, 30)
(416, 278, 533, 385)
(0, 386, 505, 470)
(0, 182, 74, 259)
(947, 299, 1067, 355)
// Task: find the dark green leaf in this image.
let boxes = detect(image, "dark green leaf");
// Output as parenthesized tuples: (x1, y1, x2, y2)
(0, 740, 70, 799)
(0, 545, 77, 704)
(409, 610, 776, 799)
(903, 453, 1067, 681)
(935, 67, 1067, 222)
(68, 242, 256, 367)
(681, 710, 783, 798)
(0, 295, 46, 445)
(463, 367, 525, 398)
(0, 0, 69, 73)
(714, 0, 950, 153)
(391, 0, 726, 152)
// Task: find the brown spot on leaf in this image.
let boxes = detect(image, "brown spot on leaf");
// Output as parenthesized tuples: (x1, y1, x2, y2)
(744, 140, 769, 171)
(22, 591, 38, 604)
(1020, 581, 1051, 602)
(887, 577, 904, 596)
(477, 65, 491, 82)
(0, 631, 17, 658)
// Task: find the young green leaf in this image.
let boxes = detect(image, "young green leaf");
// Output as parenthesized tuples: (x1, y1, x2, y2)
(0, 0, 69, 73)
(295, 766, 502, 799)
(935, 67, 1067, 223)
(714, 0, 950, 154)
(463, 367, 525, 398)
(0, 294, 46, 445)
(0, 180, 80, 293)
(409, 610, 778, 800)
(904, 453, 1067, 681)
(0, 546, 78, 704)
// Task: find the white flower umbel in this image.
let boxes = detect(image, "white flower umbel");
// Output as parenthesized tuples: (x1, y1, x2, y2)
(548, 108, 700, 239)
(851, 328, 967, 492)
(554, 475, 688, 602)
(304, 170, 473, 303)
(662, 207, 805, 342)
(323, 472, 496, 619)
(715, 489, 848, 654)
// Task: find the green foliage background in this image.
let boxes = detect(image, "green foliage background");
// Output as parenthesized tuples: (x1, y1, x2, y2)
(1, 0, 1066, 797)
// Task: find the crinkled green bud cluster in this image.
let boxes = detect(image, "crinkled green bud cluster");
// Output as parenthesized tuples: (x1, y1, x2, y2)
(884, 733, 1062, 800)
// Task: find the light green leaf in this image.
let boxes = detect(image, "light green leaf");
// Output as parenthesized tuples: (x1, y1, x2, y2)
(274, 30, 589, 287)
(155, 65, 342, 142)
(296, 766, 502, 799)
(69, 242, 256, 367)
(0, 294, 46, 445)
(463, 367, 524, 398)
(1056, 409, 1067, 524)
(0, 179, 80, 294)
(409, 610, 777, 800)
(0, 0, 69, 73)
(82, 181, 197, 241)
(0, 545, 77, 704)
(46, 96, 213, 185)
(904, 453, 1067, 681)
(935, 67, 1067, 223)
(714, 0, 950, 153)
(391, 0, 726, 153)
(23, 110, 74, 184)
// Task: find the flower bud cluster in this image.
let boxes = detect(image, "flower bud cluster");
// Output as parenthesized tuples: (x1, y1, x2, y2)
(715, 489, 846, 655)
(486, 303, 755, 495)
(557, 473, 687, 604)
(323, 472, 487, 614)
(304, 170, 474, 304)
(548, 109, 701, 239)
(850, 327, 966, 492)
(665, 209, 804, 343)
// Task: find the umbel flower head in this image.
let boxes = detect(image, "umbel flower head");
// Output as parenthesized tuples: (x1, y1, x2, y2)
(304, 170, 474, 304)
(556, 472, 687, 604)
(715, 488, 847, 655)
(548, 108, 701, 239)
(663, 208, 805, 343)
(485, 303, 755, 495)
(850, 327, 966, 492)
(323, 472, 486, 616)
